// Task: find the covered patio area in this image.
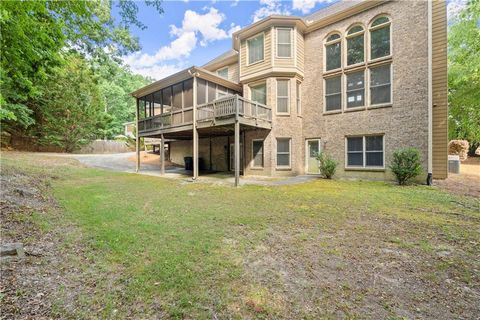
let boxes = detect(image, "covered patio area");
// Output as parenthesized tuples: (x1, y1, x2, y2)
(131, 66, 272, 186)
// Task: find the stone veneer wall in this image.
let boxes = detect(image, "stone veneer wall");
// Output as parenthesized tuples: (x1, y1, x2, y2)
(302, 0, 429, 180)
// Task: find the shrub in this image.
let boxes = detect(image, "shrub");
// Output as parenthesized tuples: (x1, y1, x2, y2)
(389, 148, 423, 185)
(448, 140, 469, 161)
(315, 152, 337, 179)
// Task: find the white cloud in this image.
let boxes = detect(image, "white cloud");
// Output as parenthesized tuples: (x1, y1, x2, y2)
(447, 0, 467, 21)
(252, 0, 291, 22)
(231, 0, 240, 7)
(292, 0, 332, 14)
(123, 7, 240, 80)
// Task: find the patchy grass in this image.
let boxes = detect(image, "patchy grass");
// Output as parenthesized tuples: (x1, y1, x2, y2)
(1, 152, 479, 319)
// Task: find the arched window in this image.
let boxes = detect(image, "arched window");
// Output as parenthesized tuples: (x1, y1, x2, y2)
(346, 25, 365, 66)
(325, 33, 341, 71)
(370, 16, 391, 60)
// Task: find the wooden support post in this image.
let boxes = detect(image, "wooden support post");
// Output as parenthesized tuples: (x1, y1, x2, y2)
(192, 73, 199, 180)
(135, 98, 140, 173)
(234, 95, 240, 187)
(160, 134, 165, 175)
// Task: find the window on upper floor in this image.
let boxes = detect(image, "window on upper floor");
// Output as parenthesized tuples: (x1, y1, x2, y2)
(325, 75, 342, 112)
(346, 135, 384, 168)
(277, 79, 289, 114)
(325, 33, 341, 71)
(346, 70, 365, 109)
(276, 27, 292, 58)
(217, 67, 228, 79)
(370, 16, 391, 60)
(250, 83, 267, 105)
(346, 25, 365, 66)
(369, 64, 392, 106)
(248, 33, 264, 64)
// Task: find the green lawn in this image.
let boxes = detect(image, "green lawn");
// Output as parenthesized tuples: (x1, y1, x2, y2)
(2, 153, 479, 319)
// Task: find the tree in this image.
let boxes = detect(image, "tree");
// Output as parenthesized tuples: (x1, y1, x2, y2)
(38, 55, 106, 152)
(448, 0, 480, 154)
(0, 0, 162, 132)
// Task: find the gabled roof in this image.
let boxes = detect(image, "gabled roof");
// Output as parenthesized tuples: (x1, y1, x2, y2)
(202, 49, 238, 70)
(130, 66, 242, 98)
(304, 0, 362, 24)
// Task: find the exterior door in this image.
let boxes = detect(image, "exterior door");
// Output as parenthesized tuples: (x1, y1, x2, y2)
(306, 139, 321, 174)
(230, 143, 243, 171)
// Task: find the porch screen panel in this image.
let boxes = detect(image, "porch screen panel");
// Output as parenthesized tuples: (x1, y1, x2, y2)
(207, 81, 216, 102)
(172, 83, 183, 111)
(138, 97, 146, 119)
(153, 91, 162, 115)
(197, 79, 206, 105)
(162, 87, 172, 113)
(183, 79, 193, 108)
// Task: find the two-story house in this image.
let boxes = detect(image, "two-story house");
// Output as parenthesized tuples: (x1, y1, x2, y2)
(131, 0, 448, 186)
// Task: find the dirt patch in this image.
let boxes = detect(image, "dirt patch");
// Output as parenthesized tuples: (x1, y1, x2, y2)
(242, 215, 480, 319)
(127, 151, 180, 168)
(0, 161, 95, 319)
(435, 157, 480, 198)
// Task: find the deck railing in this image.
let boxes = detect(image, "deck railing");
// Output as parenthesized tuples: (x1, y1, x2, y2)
(139, 95, 271, 133)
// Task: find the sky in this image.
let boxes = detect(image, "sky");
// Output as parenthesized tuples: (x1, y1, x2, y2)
(119, 0, 467, 80)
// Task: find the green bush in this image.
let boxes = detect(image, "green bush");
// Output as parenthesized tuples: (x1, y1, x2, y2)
(389, 148, 423, 185)
(315, 152, 337, 179)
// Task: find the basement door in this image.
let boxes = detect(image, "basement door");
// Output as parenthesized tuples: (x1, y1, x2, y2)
(229, 143, 243, 172)
(306, 139, 321, 174)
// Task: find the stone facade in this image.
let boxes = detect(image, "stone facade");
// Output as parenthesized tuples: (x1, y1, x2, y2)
(148, 0, 443, 182)
(302, 1, 429, 180)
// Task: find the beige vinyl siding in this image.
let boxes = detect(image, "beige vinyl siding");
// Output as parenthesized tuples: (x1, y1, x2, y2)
(227, 63, 239, 83)
(240, 28, 272, 80)
(432, 0, 448, 179)
(296, 28, 305, 72)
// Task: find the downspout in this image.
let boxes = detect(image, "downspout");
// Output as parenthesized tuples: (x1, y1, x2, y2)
(427, 0, 433, 185)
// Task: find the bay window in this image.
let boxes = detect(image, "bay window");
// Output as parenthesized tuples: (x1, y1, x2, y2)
(248, 33, 264, 64)
(276, 79, 289, 114)
(276, 138, 291, 168)
(277, 27, 292, 58)
(250, 83, 266, 105)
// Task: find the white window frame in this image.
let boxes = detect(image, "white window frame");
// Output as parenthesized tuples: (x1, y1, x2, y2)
(276, 137, 291, 169)
(216, 67, 229, 79)
(345, 24, 366, 68)
(345, 69, 366, 110)
(368, 63, 393, 108)
(368, 15, 392, 63)
(247, 32, 265, 66)
(323, 74, 343, 114)
(276, 27, 293, 58)
(249, 81, 267, 105)
(251, 139, 264, 169)
(276, 78, 290, 115)
(344, 135, 385, 170)
(296, 81, 301, 116)
(324, 32, 342, 73)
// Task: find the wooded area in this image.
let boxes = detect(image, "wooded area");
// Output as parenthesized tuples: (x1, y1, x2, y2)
(0, 1, 160, 151)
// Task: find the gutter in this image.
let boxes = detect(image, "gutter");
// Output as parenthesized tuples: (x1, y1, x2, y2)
(427, 0, 433, 185)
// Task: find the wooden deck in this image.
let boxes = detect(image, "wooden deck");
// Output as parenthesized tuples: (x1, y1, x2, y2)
(138, 95, 272, 137)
